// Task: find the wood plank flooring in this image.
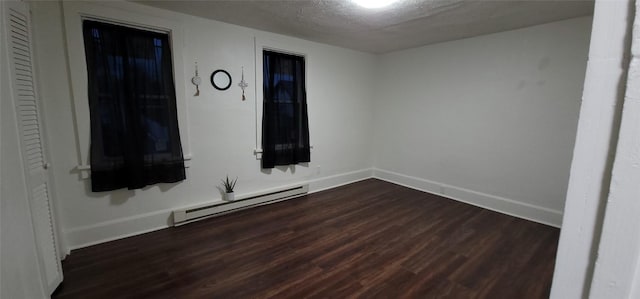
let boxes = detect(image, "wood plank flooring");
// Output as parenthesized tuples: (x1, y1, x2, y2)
(52, 179, 560, 299)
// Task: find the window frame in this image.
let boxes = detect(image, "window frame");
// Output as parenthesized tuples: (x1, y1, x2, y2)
(83, 20, 181, 165)
(254, 37, 311, 160)
(262, 49, 307, 152)
(62, 1, 191, 179)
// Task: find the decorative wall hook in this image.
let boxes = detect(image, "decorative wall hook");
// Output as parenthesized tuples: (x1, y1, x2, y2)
(191, 62, 201, 96)
(238, 66, 249, 101)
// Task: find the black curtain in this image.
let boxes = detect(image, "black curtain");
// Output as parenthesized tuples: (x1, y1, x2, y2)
(262, 50, 310, 168)
(83, 20, 185, 192)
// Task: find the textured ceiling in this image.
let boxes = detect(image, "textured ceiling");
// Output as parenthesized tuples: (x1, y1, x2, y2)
(136, 0, 594, 53)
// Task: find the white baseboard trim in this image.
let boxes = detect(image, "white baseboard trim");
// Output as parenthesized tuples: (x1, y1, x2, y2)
(308, 168, 374, 193)
(372, 168, 562, 227)
(64, 208, 174, 251)
(65, 167, 558, 250)
(64, 168, 374, 251)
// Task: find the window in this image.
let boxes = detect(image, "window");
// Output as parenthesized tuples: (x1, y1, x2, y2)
(261, 50, 311, 168)
(83, 20, 185, 191)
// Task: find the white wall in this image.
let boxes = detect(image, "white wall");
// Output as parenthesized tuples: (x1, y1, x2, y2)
(372, 17, 592, 226)
(551, 0, 637, 298)
(1, 1, 47, 297)
(589, 0, 640, 295)
(31, 1, 376, 251)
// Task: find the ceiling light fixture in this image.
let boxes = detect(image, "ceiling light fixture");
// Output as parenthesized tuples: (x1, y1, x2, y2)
(352, 0, 399, 9)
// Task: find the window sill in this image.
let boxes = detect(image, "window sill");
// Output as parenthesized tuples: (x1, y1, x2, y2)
(75, 155, 192, 180)
(253, 145, 313, 160)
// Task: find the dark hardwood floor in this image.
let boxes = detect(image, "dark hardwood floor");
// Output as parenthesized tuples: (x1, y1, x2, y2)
(53, 179, 560, 299)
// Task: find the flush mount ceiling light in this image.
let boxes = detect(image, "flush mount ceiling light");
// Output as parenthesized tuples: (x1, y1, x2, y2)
(352, 0, 399, 9)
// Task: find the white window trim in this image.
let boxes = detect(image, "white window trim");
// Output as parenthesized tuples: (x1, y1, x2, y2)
(253, 37, 312, 160)
(62, 1, 191, 179)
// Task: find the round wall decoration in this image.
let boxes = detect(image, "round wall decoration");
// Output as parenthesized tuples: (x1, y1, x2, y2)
(211, 69, 232, 91)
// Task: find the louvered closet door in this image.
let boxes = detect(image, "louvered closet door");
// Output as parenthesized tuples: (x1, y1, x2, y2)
(4, 1, 63, 293)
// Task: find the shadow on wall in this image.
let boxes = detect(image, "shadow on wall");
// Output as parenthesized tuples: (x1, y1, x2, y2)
(81, 178, 181, 206)
(260, 162, 309, 175)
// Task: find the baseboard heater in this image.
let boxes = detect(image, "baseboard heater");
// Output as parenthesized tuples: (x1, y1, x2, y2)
(172, 184, 309, 226)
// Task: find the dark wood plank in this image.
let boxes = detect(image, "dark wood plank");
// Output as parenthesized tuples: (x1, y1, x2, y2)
(52, 179, 560, 299)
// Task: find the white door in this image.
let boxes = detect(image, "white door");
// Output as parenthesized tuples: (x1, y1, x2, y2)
(4, 0, 63, 294)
